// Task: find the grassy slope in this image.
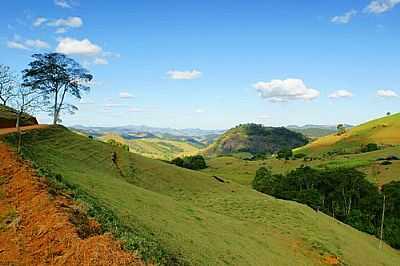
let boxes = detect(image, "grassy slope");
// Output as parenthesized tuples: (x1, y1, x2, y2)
(203, 146, 400, 186)
(297, 113, 400, 156)
(99, 133, 200, 160)
(6, 126, 400, 265)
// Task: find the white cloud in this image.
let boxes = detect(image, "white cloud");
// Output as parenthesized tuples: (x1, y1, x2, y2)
(365, 0, 400, 14)
(331, 10, 357, 24)
(25, 39, 50, 49)
(167, 69, 202, 80)
(56, 38, 102, 56)
(328, 90, 353, 99)
(254, 78, 320, 102)
(195, 109, 205, 113)
(55, 28, 67, 34)
(54, 0, 72, 8)
(48, 17, 83, 28)
(7, 41, 29, 50)
(7, 39, 50, 50)
(93, 58, 108, 65)
(377, 89, 398, 97)
(33, 17, 47, 27)
(119, 92, 134, 99)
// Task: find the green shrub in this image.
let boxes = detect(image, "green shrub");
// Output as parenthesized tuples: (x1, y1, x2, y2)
(171, 155, 207, 170)
(361, 143, 379, 153)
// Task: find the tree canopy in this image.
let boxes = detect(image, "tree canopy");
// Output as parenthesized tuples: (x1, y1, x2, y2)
(22, 53, 93, 124)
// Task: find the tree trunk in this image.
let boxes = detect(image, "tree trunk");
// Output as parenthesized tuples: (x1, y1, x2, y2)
(379, 194, 386, 249)
(53, 90, 58, 125)
(16, 111, 22, 154)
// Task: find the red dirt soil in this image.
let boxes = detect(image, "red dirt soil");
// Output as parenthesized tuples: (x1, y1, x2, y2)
(0, 142, 146, 266)
(0, 125, 47, 136)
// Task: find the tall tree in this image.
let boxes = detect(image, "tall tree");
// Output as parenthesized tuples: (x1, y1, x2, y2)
(0, 64, 16, 106)
(22, 53, 93, 125)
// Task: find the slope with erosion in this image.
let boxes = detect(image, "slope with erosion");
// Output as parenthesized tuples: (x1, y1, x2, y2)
(0, 142, 144, 265)
(0, 104, 38, 128)
(297, 113, 400, 156)
(3, 126, 400, 265)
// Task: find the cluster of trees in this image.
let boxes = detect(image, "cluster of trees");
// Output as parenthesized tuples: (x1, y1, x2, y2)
(252, 166, 400, 249)
(171, 155, 207, 170)
(107, 139, 130, 151)
(361, 143, 379, 153)
(0, 53, 92, 152)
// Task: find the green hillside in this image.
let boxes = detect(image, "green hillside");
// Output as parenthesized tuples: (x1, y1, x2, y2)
(0, 104, 38, 128)
(4, 126, 400, 265)
(99, 133, 201, 160)
(204, 124, 308, 157)
(202, 145, 400, 186)
(297, 113, 400, 156)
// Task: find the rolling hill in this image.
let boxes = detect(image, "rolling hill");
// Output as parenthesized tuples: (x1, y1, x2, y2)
(297, 113, 400, 156)
(0, 104, 38, 128)
(204, 123, 308, 157)
(286, 125, 339, 138)
(99, 133, 201, 160)
(4, 126, 400, 265)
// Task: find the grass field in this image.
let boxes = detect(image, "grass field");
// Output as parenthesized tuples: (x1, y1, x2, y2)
(297, 113, 400, 156)
(99, 133, 200, 160)
(5, 126, 400, 265)
(203, 146, 400, 186)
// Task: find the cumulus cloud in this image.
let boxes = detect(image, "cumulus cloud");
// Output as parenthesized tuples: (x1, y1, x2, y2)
(7, 39, 50, 50)
(365, 0, 400, 14)
(33, 17, 47, 27)
(167, 69, 202, 80)
(7, 41, 29, 50)
(331, 10, 357, 24)
(55, 28, 67, 34)
(119, 92, 134, 99)
(328, 90, 353, 99)
(254, 78, 320, 102)
(54, 0, 72, 8)
(47, 17, 83, 28)
(377, 89, 398, 97)
(93, 58, 108, 65)
(56, 38, 102, 56)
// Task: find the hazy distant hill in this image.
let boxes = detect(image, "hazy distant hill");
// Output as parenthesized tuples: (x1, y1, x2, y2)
(204, 123, 308, 156)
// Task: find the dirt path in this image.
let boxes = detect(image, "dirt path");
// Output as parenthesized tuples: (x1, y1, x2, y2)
(0, 125, 48, 136)
(0, 143, 145, 266)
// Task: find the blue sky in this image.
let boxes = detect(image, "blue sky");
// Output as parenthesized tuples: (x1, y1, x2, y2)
(1, 0, 399, 129)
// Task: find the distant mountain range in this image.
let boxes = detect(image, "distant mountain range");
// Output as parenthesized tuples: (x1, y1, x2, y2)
(72, 125, 225, 137)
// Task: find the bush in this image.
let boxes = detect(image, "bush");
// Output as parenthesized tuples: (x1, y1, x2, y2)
(294, 153, 306, 159)
(361, 143, 379, 153)
(171, 155, 207, 170)
(277, 148, 293, 160)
